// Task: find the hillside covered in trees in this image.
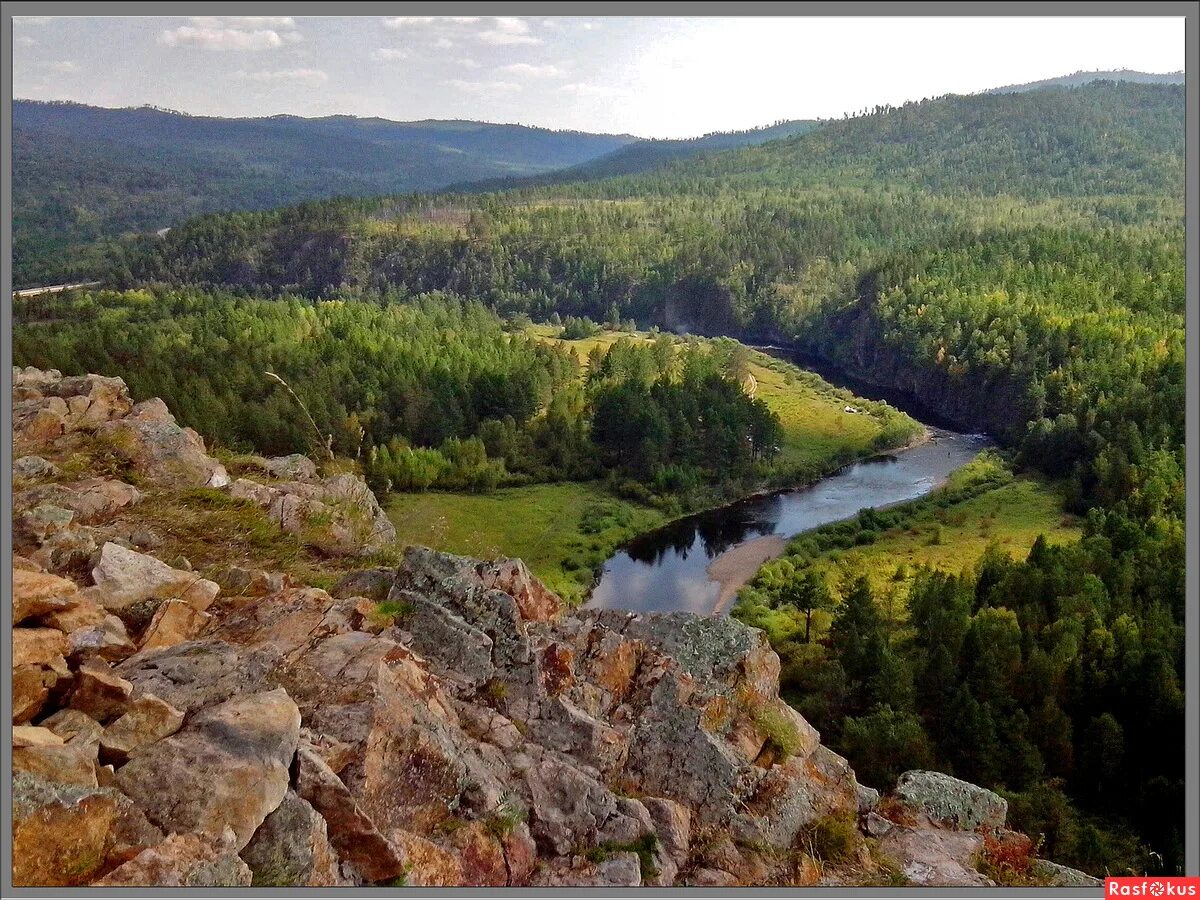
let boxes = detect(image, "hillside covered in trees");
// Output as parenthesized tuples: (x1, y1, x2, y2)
(13, 80, 1186, 875)
(12, 101, 636, 286)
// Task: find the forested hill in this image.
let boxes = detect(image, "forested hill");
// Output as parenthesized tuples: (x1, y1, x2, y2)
(983, 68, 1184, 94)
(11, 100, 635, 285)
(624, 80, 1184, 197)
(460, 118, 822, 190)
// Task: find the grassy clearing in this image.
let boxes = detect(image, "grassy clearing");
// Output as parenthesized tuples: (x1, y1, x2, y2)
(386, 481, 665, 603)
(735, 454, 1082, 644)
(527, 325, 921, 482)
(810, 476, 1080, 603)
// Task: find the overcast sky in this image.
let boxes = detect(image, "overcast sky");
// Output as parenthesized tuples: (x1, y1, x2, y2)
(11, 15, 1186, 138)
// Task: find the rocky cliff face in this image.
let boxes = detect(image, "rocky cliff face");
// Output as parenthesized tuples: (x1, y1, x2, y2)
(10, 367, 1096, 888)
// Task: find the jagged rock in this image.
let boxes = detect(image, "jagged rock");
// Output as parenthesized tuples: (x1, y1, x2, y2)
(14, 455, 58, 479)
(138, 599, 213, 651)
(14, 478, 141, 525)
(893, 770, 1008, 831)
(1031, 859, 1103, 887)
(240, 791, 345, 887)
(13, 567, 80, 624)
(230, 473, 395, 556)
(13, 627, 69, 667)
(38, 593, 108, 633)
(94, 397, 230, 488)
(876, 822, 992, 887)
(12, 771, 163, 887)
(117, 639, 282, 714)
(273, 631, 471, 836)
(644, 797, 690, 869)
(689, 867, 741, 887)
(67, 614, 137, 662)
(520, 749, 649, 857)
(94, 833, 253, 887)
(390, 830, 466, 886)
(41, 708, 105, 751)
(447, 820, 509, 886)
(69, 657, 134, 723)
(31, 525, 101, 575)
(89, 542, 219, 629)
(16, 503, 75, 543)
(13, 665, 57, 723)
(481, 557, 562, 622)
(115, 689, 299, 850)
(222, 566, 288, 597)
(13, 725, 65, 747)
(331, 566, 395, 602)
(51, 373, 135, 429)
(13, 742, 99, 788)
(264, 453, 319, 481)
(293, 744, 407, 884)
(208, 585, 354, 658)
(99, 693, 185, 764)
(535, 853, 643, 887)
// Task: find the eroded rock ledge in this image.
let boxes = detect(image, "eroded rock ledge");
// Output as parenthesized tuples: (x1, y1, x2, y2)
(10, 367, 1098, 888)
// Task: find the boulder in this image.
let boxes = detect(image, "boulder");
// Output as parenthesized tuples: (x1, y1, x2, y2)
(41, 708, 105, 751)
(264, 453, 319, 481)
(97, 400, 230, 489)
(116, 640, 282, 715)
(14, 478, 141, 525)
(1030, 859, 1103, 887)
(115, 689, 301, 850)
(13, 725, 65, 747)
(13, 567, 79, 624)
(13, 665, 58, 723)
(876, 821, 992, 887)
(893, 770, 1008, 831)
(231, 472, 395, 556)
(389, 830, 465, 886)
(12, 771, 163, 887)
(13, 627, 69, 668)
(69, 657, 134, 723)
(99, 693, 185, 764)
(240, 791, 345, 887)
(94, 833, 253, 887)
(67, 614, 137, 662)
(89, 542, 219, 629)
(137, 599, 213, 652)
(13, 742, 100, 788)
(293, 744, 407, 884)
(14, 455, 58, 479)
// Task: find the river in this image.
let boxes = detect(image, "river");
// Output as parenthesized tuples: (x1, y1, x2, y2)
(586, 416, 992, 617)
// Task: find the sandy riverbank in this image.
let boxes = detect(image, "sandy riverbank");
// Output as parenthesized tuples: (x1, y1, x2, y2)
(707, 534, 788, 615)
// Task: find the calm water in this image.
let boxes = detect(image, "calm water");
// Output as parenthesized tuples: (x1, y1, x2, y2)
(586, 428, 992, 615)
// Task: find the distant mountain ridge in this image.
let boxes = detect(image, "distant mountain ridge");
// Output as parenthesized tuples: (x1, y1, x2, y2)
(982, 69, 1184, 94)
(11, 100, 638, 284)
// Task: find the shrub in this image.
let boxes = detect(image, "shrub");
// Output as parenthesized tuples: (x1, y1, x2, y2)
(806, 812, 859, 865)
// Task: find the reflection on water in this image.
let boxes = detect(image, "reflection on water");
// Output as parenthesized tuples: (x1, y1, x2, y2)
(587, 428, 992, 616)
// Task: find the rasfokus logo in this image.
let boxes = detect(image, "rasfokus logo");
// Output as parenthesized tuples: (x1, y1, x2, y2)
(1107, 879, 1200, 897)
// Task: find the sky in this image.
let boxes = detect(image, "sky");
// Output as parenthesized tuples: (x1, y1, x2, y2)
(10, 14, 1186, 138)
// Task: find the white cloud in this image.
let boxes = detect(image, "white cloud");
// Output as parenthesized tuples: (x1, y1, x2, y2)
(16, 36, 37, 47)
(236, 68, 328, 87)
(15, 16, 53, 25)
(44, 60, 79, 73)
(370, 48, 410, 62)
(190, 16, 296, 29)
(496, 63, 565, 79)
(384, 16, 480, 29)
(160, 16, 301, 51)
(445, 79, 522, 95)
(478, 17, 540, 46)
(559, 82, 618, 98)
(456, 58, 482, 70)
(433, 37, 455, 49)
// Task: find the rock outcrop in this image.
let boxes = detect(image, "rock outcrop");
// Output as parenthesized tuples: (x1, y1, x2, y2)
(9, 367, 1090, 888)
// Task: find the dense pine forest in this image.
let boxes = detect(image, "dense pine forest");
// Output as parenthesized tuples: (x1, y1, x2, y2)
(12, 80, 1186, 875)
